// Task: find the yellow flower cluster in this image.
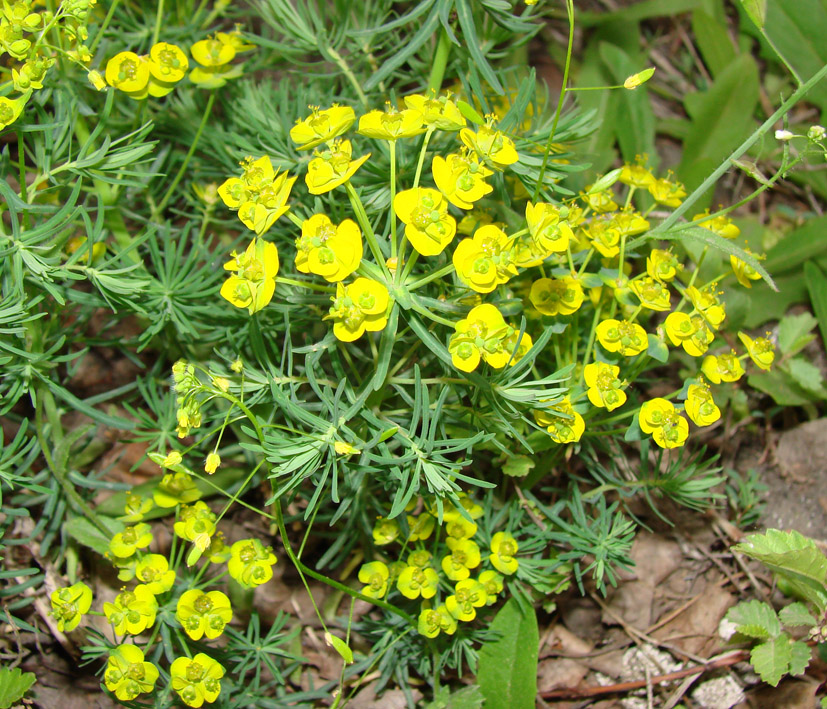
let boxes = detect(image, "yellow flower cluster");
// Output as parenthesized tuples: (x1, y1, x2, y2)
(359, 495, 515, 639)
(105, 42, 188, 98)
(448, 303, 532, 373)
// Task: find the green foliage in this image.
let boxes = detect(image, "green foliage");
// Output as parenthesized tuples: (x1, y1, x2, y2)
(0, 667, 36, 709)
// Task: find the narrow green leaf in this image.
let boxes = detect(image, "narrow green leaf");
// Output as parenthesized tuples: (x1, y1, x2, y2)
(805, 261, 827, 351)
(372, 303, 399, 391)
(0, 667, 36, 709)
(455, 0, 503, 94)
(692, 9, 737, 76)
(739, 0, 767, 28)
(457, 100, 485, 126)
(477, 598, 538, 709)
(325, 632, 353, 664)
(779, 602, 817, 628)
(64, 516, 124, 557)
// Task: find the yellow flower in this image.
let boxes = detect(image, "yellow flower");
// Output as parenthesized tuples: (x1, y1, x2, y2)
(441, 538, 482, 581)
(109, 523, 153, 558)
(489, 531, 519, 575)
(639, 398, 689, 449)
(397, 565, 439, 599)
(502, 326, 533, 366)
(135, 554, 176, 595)
(170, 653, 225, 708)
(619, 157, 655, 188)
(218, 156, 296, 234)
(228, 538, 277, 588)
(738, 331, 775, 371)
(646, 248, 680, 282)
(146, 42, 188, 96)
(204, 452, 221, 474)
(460, 125, 519, 169)
(701, 351, 744, 383)
(404, 92, 465, 131)
(406, 514, 435, 542)
(295, 214, 362, 282)
(220, 238, 280, 314)
(448, 303, 509, 373)
(685, 285, 725, 330)
(583, 361, 626, 411)
(457, 209, 493, 236)
(290, 104, 356, 150)
(529, 276, 584, 316)
(153, 470, 200, 508)
(432, 151, 493, 209)
(692, 210, 740, 239)
(176, 589, 233, 640)
(580, 185, 618, 213)
(534, 398, 585, 444)
(445, 515, 477, 541)
(358, 561, 390, 598)
(327, 278, 390, 342)
(525, 201, 573, 254)
(50, 582, 92, 632)
(478, 570, 504, 605)
(104, 644, 159, 702)
(730, 250, 764, 288)
(87, 70, 107, 91)
(103, 585, 158, 635)
(372, 517, 399, 545)
(596, 319, 647, 357)
(174, 502, 217, 553)
(609, 210, 649, 237)
(665, 312, 714, 357)
(393, 187, 456, 256)
(190, 35, 241, 88)
(305, 139, 370, 195)
(629, 277, 671, 311)
(105, 51, 150, 96)
(445, 578, 488, 621)
(648, 175, 686, 207)
(358, 105, 425, 140)
(418, 605, 457, 638)
(583, 217, 621, 258)
(452, 224, 517, 293)
(685, 379, 721, 427)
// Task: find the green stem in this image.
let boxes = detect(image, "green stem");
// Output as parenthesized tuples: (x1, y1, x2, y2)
(154, 91, 216, 219)
(275, 276, 335, 293)
(89, 0, 121, 52)
(427, 28, 452, 93)
(407, 262, 454, 290)
(327, 47, 369, 110)
(151, 0, 165, 45)
(389, 141, 398, 259)
(17, 132, 28, 230)
(346, 181, 389, 279)
(410, 300, 454, 327)
(533, 0, 574, 203)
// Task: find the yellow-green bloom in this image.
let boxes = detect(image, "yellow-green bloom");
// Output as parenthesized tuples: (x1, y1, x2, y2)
(443, 494, 484, 521)
(358, 561, 390, 598)
(104, 644, 159, 702)
(610, 210, 650, 237)
(407, 549, 433, 568)
(170, 653, 225, 707)
(445, 578, 488, 621)
(584, 217, 621, 258)
(441, 538, 481, 581)
(305, 139, 370, 195)
(529, 276, 584, 316)
(417, 605, 457, 638)
(104, 585, 158, 635)
(295, 214, 362, 282)
(619, 158, 655, 188)
(176, 589, 233, 640)
(204, 452, 221, 474)
(596, 319, 647, 357)
(489, 532, 519, 575)
(730, 250, 764, 288)
(109, 523, 153, 559)
(105, 51, 150, 96)
(478, 570, 504, 605)
(227, 538, 277, 588)
(534, 398, 585, 444)
(393, 187, 457, 256)
(692, 210, 740, 239)
(646, 248, 680, 282)
(222, 157, 296, 235)
(173, 501, 216, 553)
(120, 493, 153, 523)
(685, 286, 726, 330)
(372, 517, 400, 545)
(189, 35, 242, 87)
(406, 514, 435, 542)
(630, 277, 671, 311)
(146, 42, 188, 96)
(584, 361, 626, 412)
(738, 331, 775, 371)
(460, 125, 518, 169)
(358, 105, 425, 140)
(205, 531, 232, 564)
(452, 224, 517, 293)
(153, 470, 201, 508)
(432, 151, 493, 209)
(445, 515, 477, 541)
(220, 238, 280, 314)
(50, 582, 92, 632)
(580, 185, 618, 213)
(135, 554, 176, 595)
(0, 92, 29, 130)
(701, 351, 744, 383)
(328, 278, 390, 342)
(448, 303, 509, 373)
(404, 92, 465, 131)
(685, 379, 721, 427)
(648, 175, 686, 207)
(665, 313, 714, 357)
(525, 202, 573, 255)
(290, 104, 356, 150)
(639, 398, 689, 449)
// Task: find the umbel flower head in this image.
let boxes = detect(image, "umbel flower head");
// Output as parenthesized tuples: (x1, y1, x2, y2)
(220, 238, 280, 315)
(639, 398, 689, 449)
(357, 103, 425, 140)
(305, 139, 370, 195)
(50, 581, 92, 632)
(432, 150, 493, 209)
(190, 29, 251, 87)
(459, 124, 519, 170)
(452, 224, 517, 293)
(176, 589, 233, 640)
(327, 278, 390, 342)
(404, 91, 465, 131)
(448, 303, 509, 373)
(228, 538, 277, 588)
(103, 585, 158, 635)
(529, 276, 584, 317)
(393, 187, 457, 256)
(583, 361, 626, 411)
(170, 653, 225, 707)
(218, 156, 296, 235)
(290, 104, 356, 150)
(295, 214, 362, 282)
(104, 644, 159, 702)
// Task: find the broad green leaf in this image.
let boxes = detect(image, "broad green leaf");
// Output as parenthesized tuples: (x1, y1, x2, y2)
(734, 529, 827, 611)
(777, 312, 818, 355)
(751, 635, 793, 686)
(779, 602, 817, 628)
(692, 10, 737, 76)
(502, 455, 535, 478)
(748, 369, 820, 407)
(0, 667, 36, 709)
(677, 54, 759, 210)
(739, 0, 767, 28)
(424, 685, 484, 709)
(764, 216, 827, 275)
(64, 516, 124, 557)
(647, 333, 669, 363)
(477, 598, 539, 709)
(789, 639, 812, 676)
(579, 0, 701, 25)
(805, 262, 827, 351)
(787, 359, 826, 396)
(325, 632, 353, 664)
(726, 599, 781, 639)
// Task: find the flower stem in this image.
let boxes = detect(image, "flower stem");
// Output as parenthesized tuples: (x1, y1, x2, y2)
(346, 181, 390, 280)
(389, 141, 398, 259)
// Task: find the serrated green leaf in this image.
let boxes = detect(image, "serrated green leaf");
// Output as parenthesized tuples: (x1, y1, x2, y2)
(424, 684, 485, 709)
(325, 632, 353, 664)
(739, 0, 767, 28)
(790, 640, 812, 676)
(726, 599, 781, 639)
(478, 598, 538, 708)
(502, 455, 535, 478)
(0, 667, 36, 709)
(805, 262, 827, 351)
(778, 312, 818, 355)
(779, 602, 817, 628)
(734, 529, 827, 611)
(751, 635, 792, 686)
(787, 359, 826, 396)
